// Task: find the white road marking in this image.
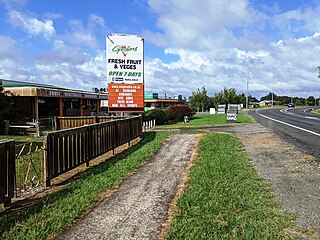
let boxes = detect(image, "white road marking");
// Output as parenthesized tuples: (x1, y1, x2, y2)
(305, 116, 319, 120)
(280, 108, 293, 114)
(279, 108, 320, 121)
(256, 110, 320, 137)
(304, 108, 314, 113)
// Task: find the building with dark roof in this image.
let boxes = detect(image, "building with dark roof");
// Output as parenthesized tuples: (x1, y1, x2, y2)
(1, 79, 108, 126)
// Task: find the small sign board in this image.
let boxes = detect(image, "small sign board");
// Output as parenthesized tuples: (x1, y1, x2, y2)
(217, 104, 225, 114)
(229, 105, 239, 114)
(226, 111, 237, 123)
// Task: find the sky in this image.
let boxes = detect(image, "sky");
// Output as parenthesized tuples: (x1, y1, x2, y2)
(0, 0, 320, 99)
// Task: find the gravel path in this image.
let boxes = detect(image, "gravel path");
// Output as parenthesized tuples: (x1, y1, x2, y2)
(55, 134, 197, 240)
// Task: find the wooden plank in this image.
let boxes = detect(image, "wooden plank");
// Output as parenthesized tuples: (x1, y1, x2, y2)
(53, 134, 59, 177)
(58, 134, 64, 174)
(7, 141, 15, 199)
(64, 134, 69, 171)
(69, 131, 74, 169)
(0, 143, 6, 201)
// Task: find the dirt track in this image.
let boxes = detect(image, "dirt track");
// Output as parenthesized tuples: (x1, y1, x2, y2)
(55, 134, 197, 240)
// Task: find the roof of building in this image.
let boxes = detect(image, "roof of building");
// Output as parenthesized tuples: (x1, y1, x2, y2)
(0, 79, 108, 99)
(0, 79, 63, 89)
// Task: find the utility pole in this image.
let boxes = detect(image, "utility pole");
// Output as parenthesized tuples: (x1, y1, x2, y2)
(246, 75, 249, 109)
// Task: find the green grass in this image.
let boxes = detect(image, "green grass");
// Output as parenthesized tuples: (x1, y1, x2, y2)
(0, 135, 44, 190)
(166, 133, 295, 240)
(158, 113, 254, 128)
(0, 135, 42, 143)
(311, 110, 320, 115)
(0, 131, 170, 240)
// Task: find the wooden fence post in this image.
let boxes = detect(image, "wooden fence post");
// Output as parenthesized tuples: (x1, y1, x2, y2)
(0, 140, 15, 207)
(43, 137, 48, 187)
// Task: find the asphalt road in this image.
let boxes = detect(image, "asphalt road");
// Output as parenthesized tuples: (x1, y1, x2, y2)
(248, 107, 320, 160)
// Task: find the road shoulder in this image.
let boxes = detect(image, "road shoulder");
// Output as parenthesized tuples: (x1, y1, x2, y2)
(231, 124, 320, 239)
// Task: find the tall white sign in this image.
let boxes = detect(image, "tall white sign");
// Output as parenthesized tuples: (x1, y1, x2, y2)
(106, 34, 144, 84)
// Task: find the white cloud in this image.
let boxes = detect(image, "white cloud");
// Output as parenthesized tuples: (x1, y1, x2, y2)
(272, 4, 320, 37)
(0, 0, 27, 8)
(8, 10, 55, 40)
(145, 0, 264, 50)
(34, 51, 107, 90)
(0, 35, 23, 60)
(143, 32, 320, 99)
(60, 14, 109, 50)
(139, 0, 320, 99)
(2, 0, 320, 100)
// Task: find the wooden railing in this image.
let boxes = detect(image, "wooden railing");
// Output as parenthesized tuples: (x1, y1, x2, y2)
(54, 116, 128, 130)
(45, 116, 142, 186)
(0, 140, 15, 206)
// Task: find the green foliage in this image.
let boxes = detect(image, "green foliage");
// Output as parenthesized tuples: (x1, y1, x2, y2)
(190, 86, 212, 112)
(145, 108, 168, 125)
(307, 96, 315, 106)
(166, 104, 195, 123)
(0, 80, 6, 134)
(166, 133, 295, 239)
(0, 80, 15, 128)
(212, 87, 240, 112)
(212, 91, 223, 110)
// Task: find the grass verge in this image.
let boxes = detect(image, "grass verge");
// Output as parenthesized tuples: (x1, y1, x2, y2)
(166, 133, 295, 240)
(157, 114, 254, 128)
(0, 135, 42, 143)
(311, 110, 320, 115)
(0, 131, 170, 240)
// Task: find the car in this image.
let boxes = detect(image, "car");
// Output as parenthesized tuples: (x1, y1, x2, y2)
(288, 103, 295, 108)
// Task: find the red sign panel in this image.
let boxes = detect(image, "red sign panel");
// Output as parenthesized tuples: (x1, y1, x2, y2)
(108, 83, 144, 112)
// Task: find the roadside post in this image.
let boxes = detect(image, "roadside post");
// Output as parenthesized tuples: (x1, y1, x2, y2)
(226, 105, 238, 123)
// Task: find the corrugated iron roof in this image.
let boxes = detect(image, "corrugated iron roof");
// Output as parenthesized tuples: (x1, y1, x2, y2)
(0, 79, 64, 89)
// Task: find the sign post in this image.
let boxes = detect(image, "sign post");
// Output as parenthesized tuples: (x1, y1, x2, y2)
(226, 105, 238, 123)
(106, 34, 144, 113)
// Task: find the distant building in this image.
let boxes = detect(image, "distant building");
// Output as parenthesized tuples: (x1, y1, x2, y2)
(258, 100, 277, 107)
(144, 92, 186, 111)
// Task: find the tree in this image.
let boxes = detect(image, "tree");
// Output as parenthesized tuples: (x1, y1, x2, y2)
(0, 80, 11, 133)
(307, 96, 316, 106)
(190, 86, 211, 112)
(222, 87, 237, 113)
(212, 91, 223, 110)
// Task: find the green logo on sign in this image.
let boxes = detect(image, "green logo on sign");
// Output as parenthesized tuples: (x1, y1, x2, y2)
(112, 45, 138, 57)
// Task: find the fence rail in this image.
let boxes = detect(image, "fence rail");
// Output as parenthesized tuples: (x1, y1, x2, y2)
(0, 140, 15, 205)
(45, 116, 142, 186)
(54, 116, 128, 130)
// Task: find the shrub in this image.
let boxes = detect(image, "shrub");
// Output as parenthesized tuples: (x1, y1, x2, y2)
(166, 104, 195, 123)
(145, 109, 168, 125)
